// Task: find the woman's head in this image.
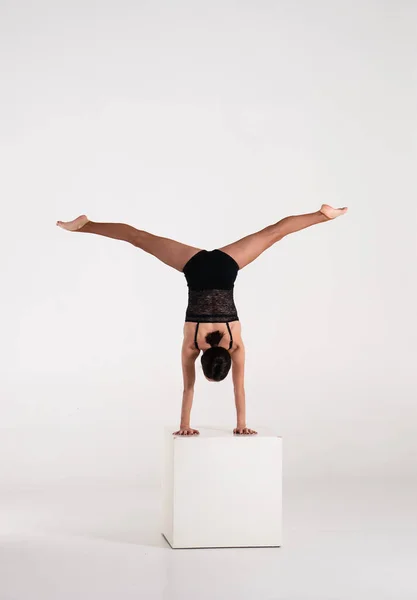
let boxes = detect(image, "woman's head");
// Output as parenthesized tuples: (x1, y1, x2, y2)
(201, 330, 231, 382)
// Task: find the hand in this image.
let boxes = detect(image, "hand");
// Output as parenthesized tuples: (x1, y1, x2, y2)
(173, 427, 200, 436)
(233, 427, 257, 435)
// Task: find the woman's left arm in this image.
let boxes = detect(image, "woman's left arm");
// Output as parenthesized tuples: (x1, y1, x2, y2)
(231, 344, 257, 435)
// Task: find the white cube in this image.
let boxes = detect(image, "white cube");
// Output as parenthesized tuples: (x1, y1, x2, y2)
(162, 426, 282, 549)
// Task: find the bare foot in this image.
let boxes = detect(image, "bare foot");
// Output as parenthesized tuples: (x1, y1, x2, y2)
(320, 204, 348, 219)
(233, 427, 257, 435)
(173, 428, 200, 436)
(56, 215, 89, 231)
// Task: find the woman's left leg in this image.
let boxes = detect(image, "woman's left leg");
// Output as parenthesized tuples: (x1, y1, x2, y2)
(218, 204, 347, 269)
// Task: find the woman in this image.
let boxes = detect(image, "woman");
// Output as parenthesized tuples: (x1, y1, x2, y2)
(57, 204, 347, 436)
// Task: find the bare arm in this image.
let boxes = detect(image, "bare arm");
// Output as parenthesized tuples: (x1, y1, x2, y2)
(173, 342, 200, 436)
(231, 344, 257, 435)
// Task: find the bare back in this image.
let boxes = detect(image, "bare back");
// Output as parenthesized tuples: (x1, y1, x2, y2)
(183, 320, 242, 355)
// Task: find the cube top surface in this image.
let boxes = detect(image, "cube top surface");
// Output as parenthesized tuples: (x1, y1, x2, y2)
(166, 426, 281, 439)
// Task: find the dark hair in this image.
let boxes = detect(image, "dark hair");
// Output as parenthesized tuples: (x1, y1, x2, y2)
(201, 330, 231, 382)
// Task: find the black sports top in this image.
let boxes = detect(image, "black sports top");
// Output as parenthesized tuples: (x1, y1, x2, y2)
(194, 321, 234, 351)
(182, 249, 239, 324)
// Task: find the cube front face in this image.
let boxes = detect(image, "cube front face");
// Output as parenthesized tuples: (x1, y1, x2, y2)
(162, 429, 282, 549)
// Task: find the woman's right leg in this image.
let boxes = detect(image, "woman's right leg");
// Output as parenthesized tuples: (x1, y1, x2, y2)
(57, 215, 202, 272)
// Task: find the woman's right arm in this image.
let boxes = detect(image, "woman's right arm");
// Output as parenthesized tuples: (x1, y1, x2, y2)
(173, 342, 200, 436)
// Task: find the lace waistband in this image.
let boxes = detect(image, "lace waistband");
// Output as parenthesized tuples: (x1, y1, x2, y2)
(185, 288, 239, 323)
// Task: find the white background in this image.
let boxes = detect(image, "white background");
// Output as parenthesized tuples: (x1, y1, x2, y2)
(1, 0, 416, 492)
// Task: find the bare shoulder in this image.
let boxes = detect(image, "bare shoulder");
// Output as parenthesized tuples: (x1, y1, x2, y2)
(230, 321, 244, 353)
(230, 320, 242, 335)
(182, 328, 200, 362)
(182, 323, 198, 353)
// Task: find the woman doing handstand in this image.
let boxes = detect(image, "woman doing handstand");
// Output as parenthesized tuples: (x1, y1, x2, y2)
(57, 204, 347, 436)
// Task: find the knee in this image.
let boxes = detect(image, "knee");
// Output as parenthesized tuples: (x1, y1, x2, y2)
(131, 229, 145, 247)
(265, 225, 283, 245)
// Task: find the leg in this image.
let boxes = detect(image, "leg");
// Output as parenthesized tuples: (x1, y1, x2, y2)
(219, 204, 347, 269)
(57, 215, 202, 272)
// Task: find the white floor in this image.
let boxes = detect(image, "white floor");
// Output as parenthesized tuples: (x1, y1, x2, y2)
(1, 478, 416, 600)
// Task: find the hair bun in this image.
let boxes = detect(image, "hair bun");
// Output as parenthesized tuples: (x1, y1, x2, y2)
(205, 330, 225, 347)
